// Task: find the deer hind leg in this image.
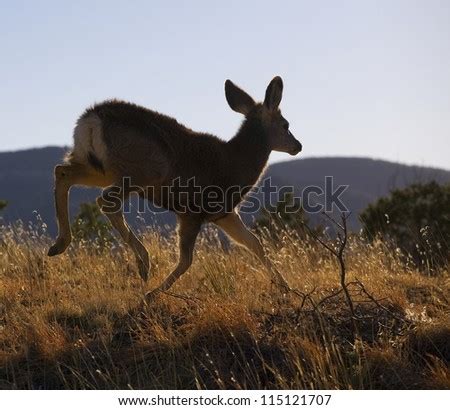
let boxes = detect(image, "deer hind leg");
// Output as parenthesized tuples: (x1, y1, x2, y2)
(214, 211, 290, 290)
(146, 216, 201, 299)
(97, 186, 150, 281)
(48, 162, 96, 257)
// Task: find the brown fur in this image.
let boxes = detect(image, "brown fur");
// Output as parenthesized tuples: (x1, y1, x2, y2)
(48, 77, 302, 298)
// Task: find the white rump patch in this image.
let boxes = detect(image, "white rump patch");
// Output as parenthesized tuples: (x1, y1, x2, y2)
(71, 114, 108, 167)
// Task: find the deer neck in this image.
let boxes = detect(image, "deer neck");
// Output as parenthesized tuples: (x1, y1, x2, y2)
(227, 119, 271, 188)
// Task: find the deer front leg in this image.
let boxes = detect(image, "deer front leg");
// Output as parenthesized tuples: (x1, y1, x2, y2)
(214, 211, 290, 290)
(146, 216, 201, 300)
(97, 186, 150, 281)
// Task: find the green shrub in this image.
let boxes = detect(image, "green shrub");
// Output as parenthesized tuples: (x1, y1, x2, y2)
(71, 202, 114, 247)
(360, 182, 450, 273)
(256, 192, 310, 238)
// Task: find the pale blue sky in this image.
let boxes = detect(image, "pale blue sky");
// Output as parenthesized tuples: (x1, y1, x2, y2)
(1, 0, 449, 169)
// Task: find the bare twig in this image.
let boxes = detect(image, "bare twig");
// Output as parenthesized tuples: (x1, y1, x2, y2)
(353, 279, 409, 324)
(161, 290, 203, 304)
(322, 211, 345, 231)
(302, 212, 359, 338)
(336, 213, 356, 319)
(315, 288, 344, 309)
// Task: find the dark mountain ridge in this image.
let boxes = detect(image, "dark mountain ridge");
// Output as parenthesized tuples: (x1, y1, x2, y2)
(1, 147, 449, 234)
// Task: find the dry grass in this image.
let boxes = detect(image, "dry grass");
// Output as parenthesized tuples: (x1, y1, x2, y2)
(0, 221, 449, 389)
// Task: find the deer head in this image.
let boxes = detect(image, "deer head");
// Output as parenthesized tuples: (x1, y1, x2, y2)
(225, 76, 302, 155)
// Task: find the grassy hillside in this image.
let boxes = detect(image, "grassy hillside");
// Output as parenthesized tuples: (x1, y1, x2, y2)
(0, 222, 448, 389)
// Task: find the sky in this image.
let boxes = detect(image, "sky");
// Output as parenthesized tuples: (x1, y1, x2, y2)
(1, 0, 449, 169)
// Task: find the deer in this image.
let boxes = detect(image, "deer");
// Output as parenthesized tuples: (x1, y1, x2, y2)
(47, 76, 302, 299)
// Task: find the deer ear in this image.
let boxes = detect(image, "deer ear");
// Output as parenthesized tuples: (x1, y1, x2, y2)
(225, 80, 255, 115)
(264, 76, 283, 110)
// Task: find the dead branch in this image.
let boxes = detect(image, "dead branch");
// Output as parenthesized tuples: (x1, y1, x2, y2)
(303, 212, 359, 338)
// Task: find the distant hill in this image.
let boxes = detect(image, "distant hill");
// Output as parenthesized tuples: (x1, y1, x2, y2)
(265, 157, 450, 229)
(1, 147, 449, 234)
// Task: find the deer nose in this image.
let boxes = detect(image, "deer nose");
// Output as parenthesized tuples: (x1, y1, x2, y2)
(290, 140, 302, 155)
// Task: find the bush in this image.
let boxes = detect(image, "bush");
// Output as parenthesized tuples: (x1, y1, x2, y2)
(71, 202, 114, 247)
(360, 182, 450, 273)
(255, 192, 309, 238)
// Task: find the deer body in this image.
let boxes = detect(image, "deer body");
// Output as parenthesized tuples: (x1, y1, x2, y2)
(48, 77, 302, 298)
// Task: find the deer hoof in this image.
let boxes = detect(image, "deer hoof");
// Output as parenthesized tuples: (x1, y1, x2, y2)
(47, 238, 70, 256)
(145, 288, 161, 302)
